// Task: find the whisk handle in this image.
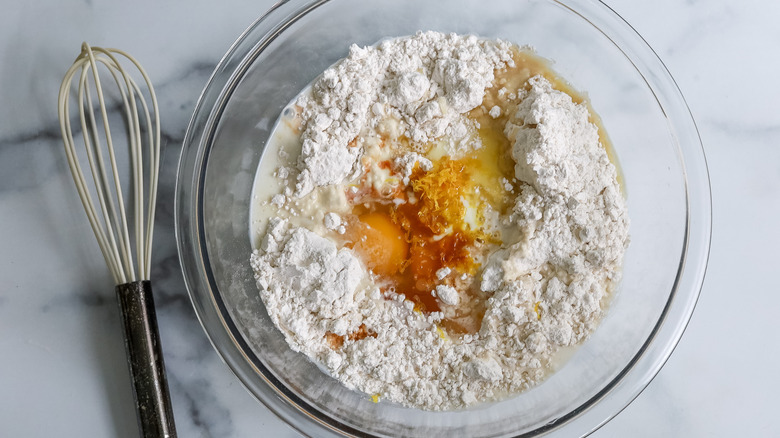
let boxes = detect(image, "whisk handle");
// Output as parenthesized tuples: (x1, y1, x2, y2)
(116, 281, 177, 438)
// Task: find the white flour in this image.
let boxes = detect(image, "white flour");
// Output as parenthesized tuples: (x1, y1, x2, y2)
(249, 32, 629, 410)
(291, 32, 514, 198)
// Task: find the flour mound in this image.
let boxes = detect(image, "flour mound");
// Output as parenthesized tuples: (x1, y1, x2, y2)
(251, 218, 367, 346)
(507, 76, 613, 199)
(480, 76, 629, 348)
(293, 31, 514, 197)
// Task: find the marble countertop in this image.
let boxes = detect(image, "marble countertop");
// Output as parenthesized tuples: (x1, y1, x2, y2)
(2, 0, 777, 436)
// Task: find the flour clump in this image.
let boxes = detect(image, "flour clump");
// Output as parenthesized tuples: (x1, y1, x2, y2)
(292, 32, 514, 197)
(249, 31, 629, 410)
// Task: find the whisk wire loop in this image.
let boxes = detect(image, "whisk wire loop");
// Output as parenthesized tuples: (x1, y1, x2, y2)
(78, 64, 129, 283)
(57, 42, 160, 284)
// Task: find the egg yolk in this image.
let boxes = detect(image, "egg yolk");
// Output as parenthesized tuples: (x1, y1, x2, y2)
(347, 212, 409, 276)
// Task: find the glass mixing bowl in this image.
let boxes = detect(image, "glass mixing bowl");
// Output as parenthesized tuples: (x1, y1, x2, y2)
(175, 0, 711, 436)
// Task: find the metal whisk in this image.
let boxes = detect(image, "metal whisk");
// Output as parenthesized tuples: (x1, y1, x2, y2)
(57, 43, 176, 438)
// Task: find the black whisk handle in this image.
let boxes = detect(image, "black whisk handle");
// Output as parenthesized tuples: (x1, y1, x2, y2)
(116, 280, 177, 438)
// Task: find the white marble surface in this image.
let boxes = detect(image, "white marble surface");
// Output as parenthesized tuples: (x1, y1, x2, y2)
(1, 0, 777, 436)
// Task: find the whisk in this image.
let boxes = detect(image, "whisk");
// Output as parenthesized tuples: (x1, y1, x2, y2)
(57, 43, 176, 438)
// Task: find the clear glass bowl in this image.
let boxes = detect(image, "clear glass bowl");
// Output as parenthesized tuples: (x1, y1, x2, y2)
(175, 0, 711, 436)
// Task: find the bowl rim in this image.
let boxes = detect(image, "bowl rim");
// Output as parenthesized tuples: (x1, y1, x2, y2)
(174, 0, 712, 436)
